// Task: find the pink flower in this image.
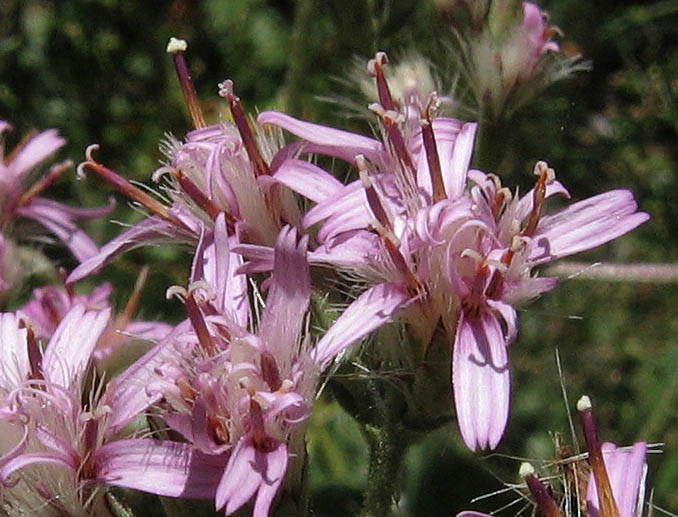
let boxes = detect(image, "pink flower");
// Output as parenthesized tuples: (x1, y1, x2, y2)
(67, 80, 300, 285)
(252, 55, 648, 451)
(0, 122, 114, 277)
(122, 224, 407, 515)
(0, 302, 220, 513)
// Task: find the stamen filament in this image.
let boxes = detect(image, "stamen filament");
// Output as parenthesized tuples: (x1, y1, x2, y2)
(173, 168, 235, 231)
(78, 145, 179, 225)
(218, 80, 271, 177)
(185, 292, 216, 356)
(18, 160, 72, 207)
(368, 52, 395, 112)
(420, 114, 446, 202)
(167, 38, 206, 129)
(358, 156, 392, 231)
(520, 463, 564, 517)
(577, 396, 620, 517)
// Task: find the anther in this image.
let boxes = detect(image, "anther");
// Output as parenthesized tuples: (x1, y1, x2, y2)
(218, 79, 271, 177)
(523, 161, 555, 238)
(260, 351, 282, 392)
(167, 37, 206, 129)
(520, 462, 564, 517)
(249, 399, 274, 452)
(577, 395, 620, 517)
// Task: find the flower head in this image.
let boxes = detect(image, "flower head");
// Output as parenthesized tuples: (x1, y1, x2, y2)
(0, 122, 114, 294)
(252, 54, 648, 451)
(125, 222, 407, 515)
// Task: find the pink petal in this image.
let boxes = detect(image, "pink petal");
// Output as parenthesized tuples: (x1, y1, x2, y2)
(103, 321, 194, 433)
(95, 439, 227, 499)
(308, 231, 381, 268)
(0, 313, 30, 388)
(452, 311, 510, 451)
(445, 121, 477, 200)
(1, 452, 76, 485)
(259, 226, 310, 355)
(586, 441, 647, 517)
(42, 304, 111, 389)
(216, 436, 261, 512)
(314, 282, 411, 369)
(530, 190, 650, 265)
(9, 129, 65, 181)
(17, 200, 101, 262)
(253, 442, 288, 517)
(258, 111, 385, 166)
(273, 158, 344, 203)
(66, 216, 185, 283)
(302, 179, 368, 231)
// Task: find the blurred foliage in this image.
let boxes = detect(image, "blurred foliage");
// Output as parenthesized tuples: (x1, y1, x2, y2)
(1, 0, 678, 514)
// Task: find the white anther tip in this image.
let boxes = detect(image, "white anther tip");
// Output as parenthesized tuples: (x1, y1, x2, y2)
(218, 79, 235, 99)
(166, 285, 188, 301)
(519, 462, 535, 478)
(577, 395, 592, 412)
(166, 37, 188, 54)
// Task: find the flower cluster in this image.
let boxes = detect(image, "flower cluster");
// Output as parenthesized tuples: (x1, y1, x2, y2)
(0, 6, 656, 514)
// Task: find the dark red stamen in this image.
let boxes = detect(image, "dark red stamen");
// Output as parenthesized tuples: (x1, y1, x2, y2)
(524, 168, 549, 238)
(578, 397, 620, 517)
(249, 399, 275, 452)
(361, 171, 391, 231)
(173, 169, 236, 232)
(185, 293, 216, 356)
(421, 113, 446, 202)
(18, 160, 71, 207)
(167, 38, 206, 129)
(524, 471, 564, 517)
(260, 351, 282, 392)
(383, 238, 419, 292)
(463, 263, 489, 319)
(220, 80, 271, 177)
(369, 52, 395, 112)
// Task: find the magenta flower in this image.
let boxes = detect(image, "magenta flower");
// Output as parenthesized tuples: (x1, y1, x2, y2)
(251, 55, 648, 451)
(0, 302, 224, 514)
(122, 223, 407, 516)
(522, 2, 561, 72)
(0, 122, 114, 293)
(19, 276, 172, 364)
(67, 78, 300, 285)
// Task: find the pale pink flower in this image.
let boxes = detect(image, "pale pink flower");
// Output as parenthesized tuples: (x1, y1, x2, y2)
(123, 224, 407, 516)
(251, 55, 648, 451)
(0, 302, 222, 514)
(0, 122, 114, 276)
(67, 80, 300, 285)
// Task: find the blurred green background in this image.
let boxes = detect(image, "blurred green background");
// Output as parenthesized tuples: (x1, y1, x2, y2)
(1, 0, 677, 514)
